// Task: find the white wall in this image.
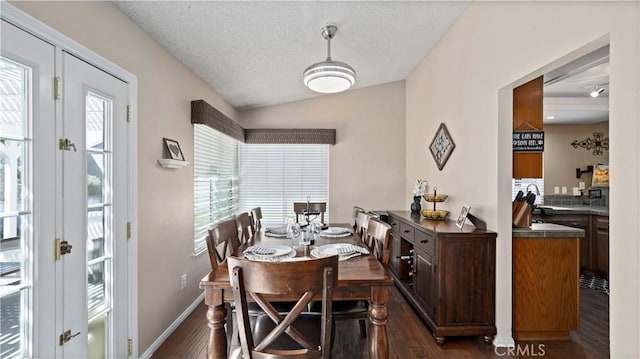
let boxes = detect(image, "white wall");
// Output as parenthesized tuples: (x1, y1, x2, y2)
(10, 1, 239, 353)
(406, 1, 639, 355)
(544, 122, 609, 194)
(239, 81, 407, 221)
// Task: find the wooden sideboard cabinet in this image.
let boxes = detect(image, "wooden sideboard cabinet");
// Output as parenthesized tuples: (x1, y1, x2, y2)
(386, 211, 497, 345)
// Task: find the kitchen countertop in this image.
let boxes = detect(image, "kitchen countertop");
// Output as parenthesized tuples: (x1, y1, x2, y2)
(513, 223, 585, 238)
(535, 205, 609, 216)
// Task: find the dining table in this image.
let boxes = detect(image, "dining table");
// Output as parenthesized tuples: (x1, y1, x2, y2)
(199, 223, 394, 358)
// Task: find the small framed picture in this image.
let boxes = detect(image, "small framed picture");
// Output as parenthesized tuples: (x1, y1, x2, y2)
(591, 163, 609, 187)
(456, 206, 471, 229)
(163, 138, 185, 161)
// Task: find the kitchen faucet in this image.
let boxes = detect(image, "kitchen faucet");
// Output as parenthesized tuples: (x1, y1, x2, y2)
(526, 183, 540, 195)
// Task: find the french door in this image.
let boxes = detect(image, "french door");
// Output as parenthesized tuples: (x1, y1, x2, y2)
(1, 19, 130, 358)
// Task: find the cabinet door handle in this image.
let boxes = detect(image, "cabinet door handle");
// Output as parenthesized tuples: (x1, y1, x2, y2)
(421, 239, 429, 244)
(403, 230, 410, 233)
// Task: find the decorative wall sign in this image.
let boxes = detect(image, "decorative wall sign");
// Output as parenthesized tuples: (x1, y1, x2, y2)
(513, 130, 544, 152)
(163, 138, 185, 161)
(429, 123, 455, 171)
(570, 132, 609, 156)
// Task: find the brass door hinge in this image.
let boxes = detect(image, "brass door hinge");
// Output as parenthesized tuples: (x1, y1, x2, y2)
(126, 105, 132, 122)
(127, 338, 133, 356)
(54, 77, 61, 100)
(55, 238, 73, 261)
(127, 222, 131, 240)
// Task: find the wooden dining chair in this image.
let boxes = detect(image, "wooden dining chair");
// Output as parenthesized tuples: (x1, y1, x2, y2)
(328, 218, 392, 338)
(237, 212, 254, 244)
(356, 211, 372, 248)
(207, 218, 242, 268)
(250, 207, 263, 233)
(293, 202, 326, 224)
(228, 255, 339, 359)
(352, 206, 365, 231)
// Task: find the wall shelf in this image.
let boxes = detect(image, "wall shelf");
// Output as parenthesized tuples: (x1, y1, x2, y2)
(158, 159, 189, 169)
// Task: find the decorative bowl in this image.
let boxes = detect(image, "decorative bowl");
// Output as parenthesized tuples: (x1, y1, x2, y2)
(423, 194, 448, 202)
(422, 209, 449, 220)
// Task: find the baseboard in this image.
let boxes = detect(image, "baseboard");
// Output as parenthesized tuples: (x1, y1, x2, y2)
(493, 335, 516, 347)
(140, 293, 205, 359)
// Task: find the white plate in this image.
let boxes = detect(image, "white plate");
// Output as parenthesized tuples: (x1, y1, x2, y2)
(322, 227, 352, 235)
(319, 227, 353, 238)
(311, 243, 357, 258)
(244, 244, 293, 258)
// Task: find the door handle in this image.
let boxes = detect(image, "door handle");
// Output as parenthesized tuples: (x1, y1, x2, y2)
(58, 138, 77, 152)
(59, 330, 81, 345)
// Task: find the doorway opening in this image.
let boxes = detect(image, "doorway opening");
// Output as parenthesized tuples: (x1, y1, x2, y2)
(509, 39, 610, 357)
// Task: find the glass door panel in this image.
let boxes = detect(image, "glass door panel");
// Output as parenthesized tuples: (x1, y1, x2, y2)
(85, 92, 112, 359)
(0, 56, 32, 359)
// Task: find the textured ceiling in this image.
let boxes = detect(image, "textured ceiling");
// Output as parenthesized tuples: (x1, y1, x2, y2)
(115, 1, 470, 110)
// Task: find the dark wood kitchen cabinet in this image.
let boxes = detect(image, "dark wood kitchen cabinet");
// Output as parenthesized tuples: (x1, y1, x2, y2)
(386, 211, 497, 345)
(592, 215, 609, 277)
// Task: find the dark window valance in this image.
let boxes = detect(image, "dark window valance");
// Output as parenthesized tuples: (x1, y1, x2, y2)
(191, 100, 336, 145)
(245, 129, 336, 145)
(191, 99, 245, 142)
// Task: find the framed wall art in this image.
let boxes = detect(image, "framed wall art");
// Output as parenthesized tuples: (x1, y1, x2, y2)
(429, 123, 456, 170)
(163, 138, 185, 161)
(592, 163, 609, 187)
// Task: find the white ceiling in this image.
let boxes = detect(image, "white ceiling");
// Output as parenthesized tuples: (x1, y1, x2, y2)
(543, 46, 609, 125)
(115, 1, 470, 110)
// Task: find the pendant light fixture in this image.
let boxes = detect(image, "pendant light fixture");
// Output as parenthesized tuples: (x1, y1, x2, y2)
(303, 24, 356, 94)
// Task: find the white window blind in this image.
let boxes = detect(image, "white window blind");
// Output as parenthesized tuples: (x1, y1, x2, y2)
(512, 178, 544, 205)
(193, 124, 238, 255)
(238, 144, 329, 227)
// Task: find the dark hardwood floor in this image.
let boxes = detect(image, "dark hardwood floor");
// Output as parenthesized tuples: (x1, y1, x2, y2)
(151, 286, 608, 358)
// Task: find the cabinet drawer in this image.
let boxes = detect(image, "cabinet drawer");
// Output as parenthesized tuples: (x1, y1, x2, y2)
(593, 216, 609, 231)
(399, 222, 415, 242)
(389, 216, 401, 234)
(415, 229, 435, 254)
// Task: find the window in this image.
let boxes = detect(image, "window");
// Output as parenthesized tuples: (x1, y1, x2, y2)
(512, 178, 544, 205)
(238, 144, 329, 227)
(193, 124, 238, 255)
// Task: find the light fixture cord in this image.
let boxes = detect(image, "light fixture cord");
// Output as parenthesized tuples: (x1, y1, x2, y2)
(326, 36, 332, 61)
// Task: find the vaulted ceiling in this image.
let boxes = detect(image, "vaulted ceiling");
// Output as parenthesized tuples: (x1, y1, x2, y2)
(115, 1, 609, 124)
(115, 1, 470, 110)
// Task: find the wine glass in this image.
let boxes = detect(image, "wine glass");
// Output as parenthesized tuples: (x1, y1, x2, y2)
(285, 216, 296, 247)
(291, 223, 301, 246)
(300, 223, 313, 246)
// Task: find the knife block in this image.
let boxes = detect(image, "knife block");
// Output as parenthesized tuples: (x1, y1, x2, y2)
(512, 201, 532, 228)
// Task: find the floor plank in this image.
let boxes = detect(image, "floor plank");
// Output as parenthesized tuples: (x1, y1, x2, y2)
(151, 285, 609, 358)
